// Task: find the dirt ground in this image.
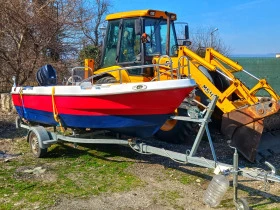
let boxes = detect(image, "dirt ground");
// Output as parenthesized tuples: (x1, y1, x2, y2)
(1, 111, 280, 210)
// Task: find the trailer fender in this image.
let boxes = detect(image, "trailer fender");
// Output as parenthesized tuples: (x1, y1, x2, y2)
(27, 126, 52, 149)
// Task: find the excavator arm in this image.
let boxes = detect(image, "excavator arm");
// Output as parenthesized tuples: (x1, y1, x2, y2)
(186, 47, 280, 161)
(84, 8, 280, 162)
(154, 46, 280, 161)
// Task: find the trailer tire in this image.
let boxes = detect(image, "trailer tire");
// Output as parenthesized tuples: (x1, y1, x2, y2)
(28, 127, 49, 158)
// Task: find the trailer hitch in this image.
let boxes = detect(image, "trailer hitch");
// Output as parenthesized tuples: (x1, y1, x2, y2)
(240, 161, 280, 184)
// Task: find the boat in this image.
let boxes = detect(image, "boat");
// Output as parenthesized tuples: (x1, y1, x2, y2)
(11, 77, 196, 138)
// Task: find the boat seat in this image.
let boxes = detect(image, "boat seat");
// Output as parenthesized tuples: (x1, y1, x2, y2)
(36, 64, 57, 86)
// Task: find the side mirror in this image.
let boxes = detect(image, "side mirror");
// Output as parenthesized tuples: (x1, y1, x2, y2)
(135, 19, 141, 35)
(141, 33, 150, 43)
(185, 25, 189, 40)
(183, 40, 192, 46)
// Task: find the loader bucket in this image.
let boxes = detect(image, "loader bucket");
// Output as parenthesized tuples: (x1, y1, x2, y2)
(221, 99, 280, 162)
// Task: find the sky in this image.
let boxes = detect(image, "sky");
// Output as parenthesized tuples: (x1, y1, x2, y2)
(110, 0, 280, 55)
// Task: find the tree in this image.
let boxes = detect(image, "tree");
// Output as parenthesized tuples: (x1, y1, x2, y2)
(0, 0, 111, 89)
(0, 0, 92, 86)
(78, 45, 100, 63)
(76, 0, 110, 68)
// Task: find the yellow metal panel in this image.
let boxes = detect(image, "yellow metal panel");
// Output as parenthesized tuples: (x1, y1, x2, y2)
(205, 48, 243, 72)
(106, 10, 176, 20)
(94, 66, 131, 83)
(128, 75, 152, 82)
(84, 59, 94, 79)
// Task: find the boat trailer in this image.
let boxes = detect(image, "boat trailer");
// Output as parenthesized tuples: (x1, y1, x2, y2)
(16, 96, 280, 209)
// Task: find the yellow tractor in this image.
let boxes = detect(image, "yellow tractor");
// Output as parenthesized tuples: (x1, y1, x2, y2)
(84, 9, 280, 162)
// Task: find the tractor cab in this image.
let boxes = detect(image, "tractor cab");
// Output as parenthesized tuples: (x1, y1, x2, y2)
(100, 10, 180, 76)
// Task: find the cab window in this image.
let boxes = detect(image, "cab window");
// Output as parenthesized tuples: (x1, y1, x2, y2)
(144, 18, 177, 56)
(119, 19, 141, 63)
(101, 20, 120, 67)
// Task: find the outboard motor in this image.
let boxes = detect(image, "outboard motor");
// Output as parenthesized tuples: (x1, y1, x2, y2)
(36, 64, 57, 86)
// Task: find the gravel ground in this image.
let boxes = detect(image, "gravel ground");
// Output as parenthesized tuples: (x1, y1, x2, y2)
(1, 111, 280, 209)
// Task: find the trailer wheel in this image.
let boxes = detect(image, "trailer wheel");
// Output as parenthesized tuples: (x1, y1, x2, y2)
(236, 198, 250, 210)
(28, 129, 48, 158)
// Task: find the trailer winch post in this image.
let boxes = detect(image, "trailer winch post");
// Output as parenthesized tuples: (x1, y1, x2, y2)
(188, 96, 218, 157)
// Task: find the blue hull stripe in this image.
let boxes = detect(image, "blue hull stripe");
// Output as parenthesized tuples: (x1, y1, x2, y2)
(15, 106, 170, 137)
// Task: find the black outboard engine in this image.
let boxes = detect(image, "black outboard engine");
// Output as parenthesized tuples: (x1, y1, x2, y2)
(36, 64, 57, 86)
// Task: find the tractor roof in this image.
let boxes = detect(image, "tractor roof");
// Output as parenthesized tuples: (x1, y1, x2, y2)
(106, 9, 177, 21)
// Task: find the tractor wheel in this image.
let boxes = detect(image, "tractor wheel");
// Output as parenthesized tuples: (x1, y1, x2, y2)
(155, 71, 232, 144)
(209, 71, 235, 128)
(210, 71, 231, 92)
(96, 76, 117, 84)
(154, 108, 198, 144)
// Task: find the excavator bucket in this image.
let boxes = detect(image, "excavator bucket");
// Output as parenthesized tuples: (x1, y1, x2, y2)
(221, 99, 280, 162)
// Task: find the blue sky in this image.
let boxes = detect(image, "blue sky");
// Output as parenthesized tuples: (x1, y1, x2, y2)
(110, 0, 280, 55)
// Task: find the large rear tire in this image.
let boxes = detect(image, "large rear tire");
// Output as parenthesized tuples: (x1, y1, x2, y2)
(154, 108, 198, 144)
(155, 71, 231, 144)
(96, 76, 117, 84)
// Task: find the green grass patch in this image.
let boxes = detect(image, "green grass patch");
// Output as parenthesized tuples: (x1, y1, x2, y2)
(160, 190, 181, 201)
(158, 190, 184, 210)
(253, 197, 280, 210)
(0, 141, 143, 210)
(163, 168, 197, 185)
(219, 198, 235, 208)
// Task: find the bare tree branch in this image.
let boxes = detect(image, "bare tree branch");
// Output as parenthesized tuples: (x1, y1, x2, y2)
(189, 26, 232, 57)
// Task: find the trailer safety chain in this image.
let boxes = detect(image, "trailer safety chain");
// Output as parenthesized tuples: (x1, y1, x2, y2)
(162, 148, 187, 164)
(263, 172, 270, 191)
(51, 87, 65, 133)
(128, 141, 187, 164)
(128, 141, 153, 155)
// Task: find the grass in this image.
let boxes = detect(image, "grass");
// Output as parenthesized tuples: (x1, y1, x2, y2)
(158, 190, 184, 210)
(0, 141, 143, 210)
(163, 167, 197, 185)
(1, 130, 280, 209)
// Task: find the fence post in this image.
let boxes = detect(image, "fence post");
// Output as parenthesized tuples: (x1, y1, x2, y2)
(0, 93, 15, 112)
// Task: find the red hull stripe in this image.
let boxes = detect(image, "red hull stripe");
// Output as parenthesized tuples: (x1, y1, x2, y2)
(12, 87, 193, 116)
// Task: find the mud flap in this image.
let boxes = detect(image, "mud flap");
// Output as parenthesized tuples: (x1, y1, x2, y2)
(221, 99, 280, 162)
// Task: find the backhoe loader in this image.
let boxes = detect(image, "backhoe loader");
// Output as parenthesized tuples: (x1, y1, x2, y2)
(83, 9, 280, 162)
